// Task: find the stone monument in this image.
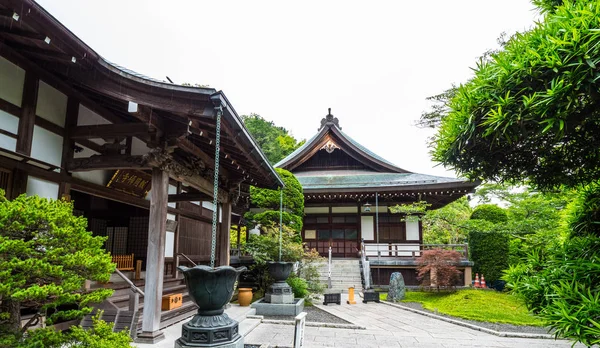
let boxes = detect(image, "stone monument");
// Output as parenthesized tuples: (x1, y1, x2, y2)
(387, 272, 406, 302)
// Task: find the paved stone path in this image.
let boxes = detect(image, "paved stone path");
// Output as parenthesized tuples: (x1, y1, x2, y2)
(244, 295, 585, 348)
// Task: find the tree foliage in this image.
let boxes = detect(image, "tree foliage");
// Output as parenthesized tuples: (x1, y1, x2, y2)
(420, 197, 472, 244)
(242, 114, 305, 165)
(432, 0, 600, 189)
(0, 191, 114, 342)
(245, 168, 304, 235)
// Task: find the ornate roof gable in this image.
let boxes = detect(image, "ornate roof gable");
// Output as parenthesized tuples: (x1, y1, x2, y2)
(275, 109, 410, 174)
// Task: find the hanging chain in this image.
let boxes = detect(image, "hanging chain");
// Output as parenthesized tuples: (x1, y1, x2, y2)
(210, 106, 223, 268)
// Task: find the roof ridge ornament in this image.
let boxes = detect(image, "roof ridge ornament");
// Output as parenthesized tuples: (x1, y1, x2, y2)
(319, 108, 341, 130)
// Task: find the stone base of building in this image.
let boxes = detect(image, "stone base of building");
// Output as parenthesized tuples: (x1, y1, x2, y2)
(135, 330, 165, 344)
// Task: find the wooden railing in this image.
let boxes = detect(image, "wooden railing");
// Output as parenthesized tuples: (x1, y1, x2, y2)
(363, 243, 469, 259)
(178, 252, 197, 267)
(112, 253, 134, 271)
(114, 269, 144, 317)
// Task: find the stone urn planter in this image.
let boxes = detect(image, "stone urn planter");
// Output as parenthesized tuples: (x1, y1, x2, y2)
(265, 261, 294, 304)
(267, 261, 294, 282)
(237, 288, 253, 307)
(175, 265, 246, 348)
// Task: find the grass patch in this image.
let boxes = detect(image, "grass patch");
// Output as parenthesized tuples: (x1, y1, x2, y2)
(382, 290, 544, 327)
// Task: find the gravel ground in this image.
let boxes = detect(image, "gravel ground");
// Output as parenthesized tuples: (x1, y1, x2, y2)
(397, 301, 554, 335)
(261, 305, 351, 324)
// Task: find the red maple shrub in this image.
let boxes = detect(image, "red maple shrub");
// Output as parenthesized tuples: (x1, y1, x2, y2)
(416, 249, 462, 291)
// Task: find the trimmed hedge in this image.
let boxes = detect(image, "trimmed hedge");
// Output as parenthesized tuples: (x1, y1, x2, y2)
(468, 231, 509, 284)
(470, 204, 508, 223)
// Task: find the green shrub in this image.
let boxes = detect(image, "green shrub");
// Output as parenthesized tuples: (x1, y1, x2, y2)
(286, 276, 309, 299)
(2, 312, 131, 348)
(468, 231, 509, 283)
(470, 204, 508, 223)
(565, 181, 600, 237)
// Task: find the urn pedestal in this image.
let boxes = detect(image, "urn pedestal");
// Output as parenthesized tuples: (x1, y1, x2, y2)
(175, 265, 246, 348)
(252, 261, 304, 316)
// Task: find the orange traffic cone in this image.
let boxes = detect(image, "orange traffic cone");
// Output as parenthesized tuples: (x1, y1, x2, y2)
(474, 273, 481, 288)
(481, 275, 486, 288)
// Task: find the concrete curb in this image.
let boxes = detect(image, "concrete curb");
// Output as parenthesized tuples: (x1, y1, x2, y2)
(260, 319, 365, 330)
(381, 301, 555, 339)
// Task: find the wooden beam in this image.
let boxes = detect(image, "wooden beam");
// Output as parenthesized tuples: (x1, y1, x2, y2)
(70, 123, 154, 140)
(175, 137, 230, 177)
(0, 97, 21, 117)
(0, 26, 48, 41)
(0, 43, 125, 125)
(66, 155, 149, 172)
(16, 72, 38, 156)
(75, 139, 105, 154)
(7, 42, 76, 64)
(61, 97, 79, 174)
(168, 192, 212, 202)
(0, 9, 16, 19)
(128, 103, 164, 132)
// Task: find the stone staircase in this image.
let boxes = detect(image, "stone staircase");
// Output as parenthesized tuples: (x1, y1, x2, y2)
(316, 259, 362, 293)
(82, 275, 197, 338)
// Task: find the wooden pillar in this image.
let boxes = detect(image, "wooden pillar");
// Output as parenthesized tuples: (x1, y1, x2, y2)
(59, 97, 79, 202)
(138, 168, 168, 343)
(464, 266, 472, 287)
(10, 169, 28, 199)
(16, 72, 38, 156)
(218, 202, 232, 266)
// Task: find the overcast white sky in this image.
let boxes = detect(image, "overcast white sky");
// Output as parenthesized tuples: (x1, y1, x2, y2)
(38, 0, 539, 178)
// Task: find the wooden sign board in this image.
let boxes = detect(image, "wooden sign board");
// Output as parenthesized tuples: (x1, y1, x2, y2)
(107, 169, 151, 198)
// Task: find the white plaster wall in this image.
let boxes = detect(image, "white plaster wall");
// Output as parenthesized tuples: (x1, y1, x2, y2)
(0, 134, 16, 151)
(202, 201, 215, 212)
(0, 56, 25, 107)
(26, 176, 59, 200)
(0, 110, 18, 151)
(31, 125, 63, 167)
(406, 219, 420, 241)
(77, 105, 109, 126)
(36, 80, 67, 127)
(332, 206, 358, 213)
(168, 184, 177, 208)
(304, 207, 328, 214)
(131, 137, 151, 156)
(361, 216, 374, 240)
(165, 232, 174, 257)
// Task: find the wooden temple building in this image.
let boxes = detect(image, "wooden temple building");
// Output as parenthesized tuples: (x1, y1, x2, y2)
(275, 110, 479, 286)
(0, 0, 283, 342)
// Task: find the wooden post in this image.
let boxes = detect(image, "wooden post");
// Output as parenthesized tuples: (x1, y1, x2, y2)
(138, 168, 168, 343)
(135, 260, 142, 281)
(218, 202, 232, 266)
(129, 289, 140, 313)
(464, 266, 472, 287)
(16, 72, 38, 156)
